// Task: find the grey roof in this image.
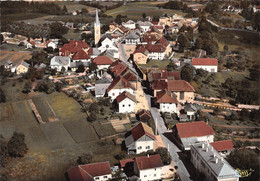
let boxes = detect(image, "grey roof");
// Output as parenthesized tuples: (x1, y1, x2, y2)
(20, 61, 30, 68)
(95, 83, 110, 96)
(70, 61, 89, 68)
(184, 104, 197, 112)
(125, 32, 139, 39)
(95, 73, 113, 84)
(92, 48, 101, 56)
(181, 137, 199, 150)
(125, 134, 134, 148)
(50, 56, 70, 66)
(191, 142, 240, 180)
(137, 21, 152, 26)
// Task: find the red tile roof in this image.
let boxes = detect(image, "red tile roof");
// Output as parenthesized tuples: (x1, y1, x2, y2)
(156, 36, 169, 48)
(156, 90, 178, 104)
(192, 58, 218, 66)
(133, 45, 148, 55)
(167, 80, 195, 92)
(88, 48, 93, 55)
(131, 122, 155, 141)
(151, 71, 180, 81)
(120, 158, 134, 168)
(110, 63, 128, 77)
(116, 91, 136, 103)
(123, 72, 137, 81)
(211, 140, 234, 152)
(142, 34, 157, 43)
(107, 76, 135, 92)
(152, 80, 168, 90)
(145, 44, 166, 53)
(68, 161, 111, 181)
(135, 154, 163, 170)
(176, 121, 214, 138)
(93, 56, 113, 65)
(72, 49, 90, 60)
(138, 110, 151, 121)
(151, 21, 159, 25)
(29, 41, 36, 46)
(155, 25, 164, 29)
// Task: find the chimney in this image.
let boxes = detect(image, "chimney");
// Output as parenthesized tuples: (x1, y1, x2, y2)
(211, 146, 213, 151)
(213, 153, 216, 158)
(221, 157, 224, 162)
(147, 154, 149, 158)
(202, 143, 204, 149)
(215, 158, 218, 164)
(206, 147, 208, 152)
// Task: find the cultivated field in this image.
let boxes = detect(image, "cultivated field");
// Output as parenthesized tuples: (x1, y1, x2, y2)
(55, 1, 96, 14)
(105, 1, 186, 20)
(0, 50, 32, 66)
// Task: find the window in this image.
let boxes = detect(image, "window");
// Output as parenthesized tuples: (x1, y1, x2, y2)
(211, 68, 215, 72)
(145, 146, 150, 149)
(180, 92, 184, 100)
(129, 104, 131, 107)
(122, 104, 125, 107)
(103, 176, 107, 178)
(144, 175, 147, 177)
(154, 174, 156, 177)
(138, 146, 142, 149)
(95, 177, 99, 180)
(112, 93, 115, 96)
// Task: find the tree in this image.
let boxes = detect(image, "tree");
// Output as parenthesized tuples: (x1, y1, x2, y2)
(62, 5, 68, 14)
(49, 22, 68, 39)
(166, 61, 177, 71)
(89, 102, 100, 114)
(89, 62, 97, 72)
(101, 24, 109, 34)
(77, 153, 93, 165)
(177, 33, 189, 52)
(61, 67, 66, 74)
(155, 147, 171, 165)
(22, 81, 32, 93)
(195, 37, 203, 50)
(227, 149, 259, 181)
(115, 14, 122, 25)
(180, 64, 194, 82)
(0, 88, 6, 103)
(81, 8, 88, 15)
(35, 78, 56, 94)
(223, 45, 229, 52)
(76, 64, 85, 73)
(0, 135, 8, 167)
(7, 132, 28, 157)
(142, 13, 147, 20)
(88, 113, 97, 122)
(0, 34, 3, 45)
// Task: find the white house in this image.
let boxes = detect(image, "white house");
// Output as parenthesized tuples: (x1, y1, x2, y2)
(134, 154, 164, 181)
(46, 40, 58, 49)
(125, 122, 156, 154)
(107, 76, 135, 101)
(50, 56, 70, 72)
(68, 161, 112, 181)
(173, 121, 215, 150)
(191, 142, 239, 181)
(98, 35, 119, 53)
(93, 56, 114, 70)
(192, 58, 218, 72)
(116, 91, 136, 113)
(145, 44, 166, 60)
(184, 103, 197, 120)
(137, 21, 152, 32)
(156, 90, 179, 114)
(122, 20, 136, 30)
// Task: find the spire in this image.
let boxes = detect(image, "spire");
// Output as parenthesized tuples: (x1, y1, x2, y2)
(95, 8, 100, 26)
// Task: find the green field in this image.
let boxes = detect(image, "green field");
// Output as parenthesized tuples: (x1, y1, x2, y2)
(55, 1, 96, 14)
(63, 29, 83, 40)
(138, 59, 171, 69)
(105, 1, 186, 20)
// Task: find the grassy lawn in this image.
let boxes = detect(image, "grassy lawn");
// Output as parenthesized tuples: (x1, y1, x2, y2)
(63, 29, 83, 40)
(92, 121, 117, 139)
(138, 59, 170, 69)
(105, 1, 185, 20)
(55, 1, 96, 13)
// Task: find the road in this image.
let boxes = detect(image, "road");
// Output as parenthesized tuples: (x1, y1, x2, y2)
(145, 94, 192, 181)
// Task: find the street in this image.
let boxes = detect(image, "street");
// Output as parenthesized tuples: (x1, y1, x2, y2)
(145, 94, 192, 181)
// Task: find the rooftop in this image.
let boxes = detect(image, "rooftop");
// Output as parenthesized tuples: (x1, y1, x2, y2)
(192, 58, 218, 66)
(135, 154, 163, 170)
(211, 140, 234, 152)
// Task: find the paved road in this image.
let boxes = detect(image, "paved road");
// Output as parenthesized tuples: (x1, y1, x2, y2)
(145, 94, 192, 181)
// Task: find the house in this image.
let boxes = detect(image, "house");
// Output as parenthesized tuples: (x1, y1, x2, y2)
(133, 45, 149, 64)
(184, 104, 197, 120)
(125, 32, 140, 45)
(67, 161, 112, 181)
(192, 58, 218, 72)
(137, 109, 151, 122)
(50, 56, 70, 72)
(95, 72, 113, 98)
(134, 154, 163, 181)
(145, 44, 166, 60)
(93, 56, 114, 70)
(59, 40, 89, 57)
(98, 34, 119, 58)
(46, 40, 58, 49)
(141, 34, 158, 45)
(107, 76, 135, 101)
(70, 62, 89, 72)
(211, 140, 234, 157)
(26, 41, 35, 49)
(112, 25, 129, 36)
(156, 36, 171, 57)
(125, 122, 156, 154)
(71, 49, 91, 63)
(16, 61, 30, 74)
(65, 22, 74, 29)
(116, 91, 136, 113)
(122, 20, 136, 30)
(156, 90, 179, 114)
(172, 121, 215, 150)
(147, 70, 180, 83)
(167, 80, 195, 103)
(191, 142, 239, 181)
(137, 21, 152, 32)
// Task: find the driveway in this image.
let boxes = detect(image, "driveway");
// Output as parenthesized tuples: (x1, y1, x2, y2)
(145, 94, 192, 181)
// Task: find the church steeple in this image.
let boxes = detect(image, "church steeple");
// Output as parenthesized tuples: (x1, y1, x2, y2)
(94, 8, 101, 45)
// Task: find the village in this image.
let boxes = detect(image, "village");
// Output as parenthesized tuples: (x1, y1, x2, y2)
(0, 1, 260, 181)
